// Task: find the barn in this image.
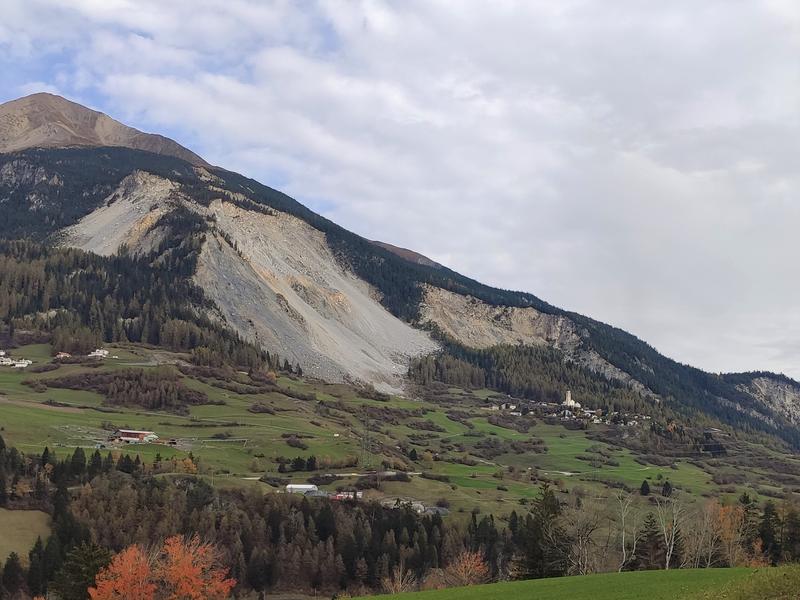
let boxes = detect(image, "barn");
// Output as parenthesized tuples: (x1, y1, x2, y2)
(116, 430, 158, 443)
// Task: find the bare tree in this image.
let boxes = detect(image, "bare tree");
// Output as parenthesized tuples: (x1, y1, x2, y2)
(381, 560, 417, 594)
(615, 490, 642, 572)
(684, 500, 722, 568)
(564, 501, 603, 575)
(654, 493, 687, 570)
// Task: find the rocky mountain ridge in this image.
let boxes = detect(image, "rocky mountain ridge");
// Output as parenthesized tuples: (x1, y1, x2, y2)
(1, 93, 799, 443)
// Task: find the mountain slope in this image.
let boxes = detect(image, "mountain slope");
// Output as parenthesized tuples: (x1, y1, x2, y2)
(0, 93, 207, 166)
(1, 94, 799, 444)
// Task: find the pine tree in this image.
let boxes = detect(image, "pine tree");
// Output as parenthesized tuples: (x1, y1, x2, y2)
(640, 480, 650, 496)
(27, 537, 46, 596)
(1, 552, 23, 595)
(70, 447, 87, 480)
(52, 543, 111, 600)
(661, 480, 673, 497)
(88, 450, 103, 478)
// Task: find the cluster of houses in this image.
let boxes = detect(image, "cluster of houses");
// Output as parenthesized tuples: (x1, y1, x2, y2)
(0, 347, 117, 370)
(489, 390, 652, 428)
(0, 350, 32, 369)
(56, 348, 116, 360)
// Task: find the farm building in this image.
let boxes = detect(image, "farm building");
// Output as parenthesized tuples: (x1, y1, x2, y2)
(116, 430, 158, 443)
(285, 484, 318, 494)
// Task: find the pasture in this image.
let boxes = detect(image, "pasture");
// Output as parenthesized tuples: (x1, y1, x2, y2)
(0, 508, 50, 564)
(369, 568, 753, 600)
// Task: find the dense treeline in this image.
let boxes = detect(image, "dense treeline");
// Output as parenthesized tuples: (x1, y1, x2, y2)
(0, 239, 270, 370)
(29, 367, 212, 412)
(411, 339, 654, 416)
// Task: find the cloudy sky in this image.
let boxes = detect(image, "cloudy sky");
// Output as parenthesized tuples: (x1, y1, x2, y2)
(2, 1, 799, 378)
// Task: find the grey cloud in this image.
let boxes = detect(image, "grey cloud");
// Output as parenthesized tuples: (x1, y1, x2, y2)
(2, 0, 799, 378)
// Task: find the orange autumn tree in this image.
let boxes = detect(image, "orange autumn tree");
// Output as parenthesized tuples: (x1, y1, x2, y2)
(89, 545, 156, 600)
(156, 535, 236, 600)
(88, 536, 235, 600)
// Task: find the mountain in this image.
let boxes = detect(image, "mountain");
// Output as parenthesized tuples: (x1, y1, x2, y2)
(0, 92, 208, 166)
(1, 93, 799, 447)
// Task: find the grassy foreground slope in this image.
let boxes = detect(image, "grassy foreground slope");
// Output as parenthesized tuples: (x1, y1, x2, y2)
(0, 508, 50, 565)
(370, 569, 752, 600)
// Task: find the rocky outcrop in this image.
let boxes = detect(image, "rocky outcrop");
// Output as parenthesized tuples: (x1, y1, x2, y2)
(419, 285, 653, 395)
(740, 376, 800, 426)
(420, 285, 579, 351)
(62, 171, 179, 255)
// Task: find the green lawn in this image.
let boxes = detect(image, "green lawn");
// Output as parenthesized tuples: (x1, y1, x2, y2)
(370, 569, 753, 600)
(0, 508, 51, 564)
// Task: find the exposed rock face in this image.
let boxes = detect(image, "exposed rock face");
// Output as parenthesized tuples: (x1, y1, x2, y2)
(196, 201, 438, 390)
(419, 285, 653, 394)
(62, 171, 178, 255)
(741, 377, 800, 426)
(421, 285, 579, 350)
(0, 93, 208, 166)
(62, 173, 437, 391)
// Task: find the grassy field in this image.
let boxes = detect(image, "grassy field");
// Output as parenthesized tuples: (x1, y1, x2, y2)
(0, 342, 796, 516)
(0, 508, 50, 564)
(368, 569, 753, 600)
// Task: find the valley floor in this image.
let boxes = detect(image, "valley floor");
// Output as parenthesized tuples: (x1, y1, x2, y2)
(0, 342, 798, 518)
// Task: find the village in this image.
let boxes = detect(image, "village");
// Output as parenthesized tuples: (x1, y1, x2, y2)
(486, 389, 652, 429)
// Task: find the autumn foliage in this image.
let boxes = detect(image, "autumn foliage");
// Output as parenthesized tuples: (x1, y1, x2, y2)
(156, 536, 236, 600)
(89, 545, 156, 600)
(443, 551, 491, 587)
(88, 536, 235, 600)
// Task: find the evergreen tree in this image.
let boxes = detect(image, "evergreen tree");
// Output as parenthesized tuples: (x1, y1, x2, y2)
(1, 553, 23, 595)
(70, 447, 87, 481)
(88, 450, 103, 479)
(661, 480, 673, 497)
(51, 543, 111, 600)
(640, 480, 650, 496)
(27, 537, 46, 597)
(759, 501, 782, 565)
(638, 513, 664, 570)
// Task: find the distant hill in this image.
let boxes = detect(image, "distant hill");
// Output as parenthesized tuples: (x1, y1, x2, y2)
(0, 92, 208, 166)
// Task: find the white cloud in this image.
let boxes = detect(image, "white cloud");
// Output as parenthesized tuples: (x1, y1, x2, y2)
(2, 0, 799, 378)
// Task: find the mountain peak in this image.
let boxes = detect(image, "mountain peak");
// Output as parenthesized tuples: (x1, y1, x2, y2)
(0, 92, 208, 166)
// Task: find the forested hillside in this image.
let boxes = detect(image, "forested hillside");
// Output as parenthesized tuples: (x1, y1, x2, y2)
(0, 239, 269, 369)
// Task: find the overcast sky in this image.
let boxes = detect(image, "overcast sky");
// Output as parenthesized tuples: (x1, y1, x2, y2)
(2, 1, 799, 378)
